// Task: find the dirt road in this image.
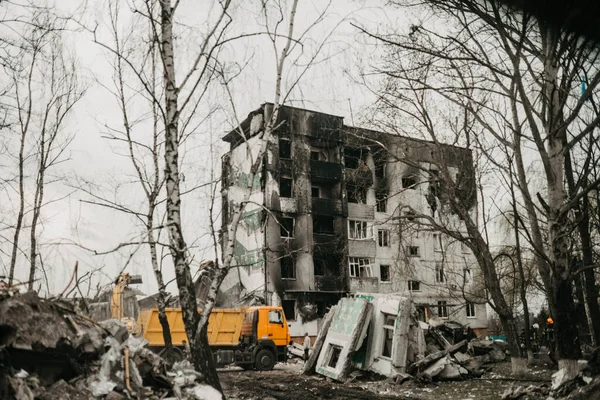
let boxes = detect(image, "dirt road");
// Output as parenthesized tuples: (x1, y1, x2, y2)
(219, 361, 553, 400)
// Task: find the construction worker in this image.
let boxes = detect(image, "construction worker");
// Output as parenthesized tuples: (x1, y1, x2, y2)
(303, 332, 311, 361)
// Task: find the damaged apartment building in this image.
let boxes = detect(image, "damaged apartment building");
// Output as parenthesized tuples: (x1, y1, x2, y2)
(220, 104, 488, 339)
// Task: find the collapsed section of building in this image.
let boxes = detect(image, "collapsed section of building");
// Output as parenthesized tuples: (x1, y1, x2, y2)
(220, 103, 488, 341)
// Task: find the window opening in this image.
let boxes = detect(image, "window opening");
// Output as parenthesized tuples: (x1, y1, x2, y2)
(311, 151, 320, 161)
(349, 257, 373, 277)
(382, 314, 395, 358)
(280, 177, 293, 197)
(376, 190, 387, 212)
(378, 229, 390, 247)
(280, 216, 294, 238)
(311, 187, 321, 198)
(408, 246, 420, 257)
(466, 302, 476, 318)
(349, 220, 370, 239)
(402, 176, 417, 189)
(435, 263, 445, 283)
(437, 301, 448, 318)
(282, 300, 296, 321)
(380, 265, 390, 282)
(408, 280, 421, 291)
(313, 215, 335, 234)
(281, 255, 295, 279)
(279, 139, 291, 159)
(327, 345, 342, 368)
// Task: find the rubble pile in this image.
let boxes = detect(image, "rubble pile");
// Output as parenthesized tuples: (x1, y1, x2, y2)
(301, 294, 510, 385)
(0, 292, 217, 399)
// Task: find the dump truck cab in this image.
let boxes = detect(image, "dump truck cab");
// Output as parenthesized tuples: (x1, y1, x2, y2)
(232, 306, 290, 370)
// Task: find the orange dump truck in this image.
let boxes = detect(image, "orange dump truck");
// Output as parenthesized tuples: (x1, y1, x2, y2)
(137, 306, 290, 370)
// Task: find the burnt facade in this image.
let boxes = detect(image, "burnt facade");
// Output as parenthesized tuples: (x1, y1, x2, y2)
(221, 104, 487, 338)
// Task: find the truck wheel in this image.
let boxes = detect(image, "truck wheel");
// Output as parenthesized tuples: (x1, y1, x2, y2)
(159, 347, 184, 364)
(254, 349, 275, 371)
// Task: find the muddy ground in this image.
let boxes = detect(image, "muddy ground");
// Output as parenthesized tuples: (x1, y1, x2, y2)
(219, 360, 554, 400)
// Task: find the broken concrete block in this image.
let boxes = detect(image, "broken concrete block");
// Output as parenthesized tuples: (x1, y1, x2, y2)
(315, 298, 372, 382)
(423, 355, 449, 377)
(438, 361, 462, 380)
(99, 319, 130, 343)
(304, 304, 337, 375)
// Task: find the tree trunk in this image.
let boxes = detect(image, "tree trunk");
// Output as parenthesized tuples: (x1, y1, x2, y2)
(148, 209, 172, 348)
(160, 0, 222, 395)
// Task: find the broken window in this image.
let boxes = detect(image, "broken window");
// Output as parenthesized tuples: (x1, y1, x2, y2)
(433, 234, 442, 252)
(282, 300, 296, 321)
(281, 255, 295, 279)
(310, 151, 320, 161)
(327, 345, 342, 368)
(408, 246, 420, 257)
(380, 264, 390, 282)
(313, 215, 335, 234)
(348, 220, 370, 239)
(346, 185, 367, 204)
(378, 229, 390, 247)
(344, 147, 365, 169)
(382, 314, 395, 358)
(437, 300, 448, 318)
(311, 186, 321, 198)
(269, 310, 283, 324)
(280, 177, 293, 197)
(279, 139, 291, 159)
(376, 190, 387, 213)
(402, 176, 417, 189)
(429, 169, 444, 198)
(313, 257, 325, 276)
(464, 268, 472, 284)
(466, 302, 476, 318)
(348, 257, 373, 277)
(435, 263, 445, 283)
(280, 216, 294, 238)
(408, 280, 420, 291)
(374, 159, 386, 179)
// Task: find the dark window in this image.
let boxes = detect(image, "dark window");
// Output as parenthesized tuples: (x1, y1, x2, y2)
(281, 255, 295, 279)
(466, 302, 476, 318)
(408, 246, 420, 257)
(382, 314, 394, 357)
(376, 191, 387, 212)
(438, 300, 448, 318)
(404, 211, 417, 222)
(280, 216, 294, 238)
(327, 345, 342, 368)
(378, 230, 390, 247)
(314, 258, 325, 276)
(282, 300, 296, 321)
(408, 280, 420, 291)
(311, 187, 320, 198)
(380, 264, 390, 282)
(311, 151, 320, 161)
(313, 216, 335, 234)
(280, 177, 293, 197)
(435, 263, 445, 283)
(344, 148, 363, 169)
(279, 139, 291, 159)
(375, 161, 386, 179)
(402, 176, 417, 189)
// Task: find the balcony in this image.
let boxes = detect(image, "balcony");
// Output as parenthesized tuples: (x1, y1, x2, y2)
(345, 167, 373, 187)
(311, 160, 343, 182)
(349, 277, 379, 293)
(348, 203, 375, 219)
(314, 275, 347, 292)
(312, 197, 343, 216)
(348, 240, 376, 257)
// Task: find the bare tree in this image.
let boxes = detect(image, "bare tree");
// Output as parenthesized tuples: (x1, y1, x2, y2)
(358, 0, 600, 376)
(2, 9, 84, 288)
